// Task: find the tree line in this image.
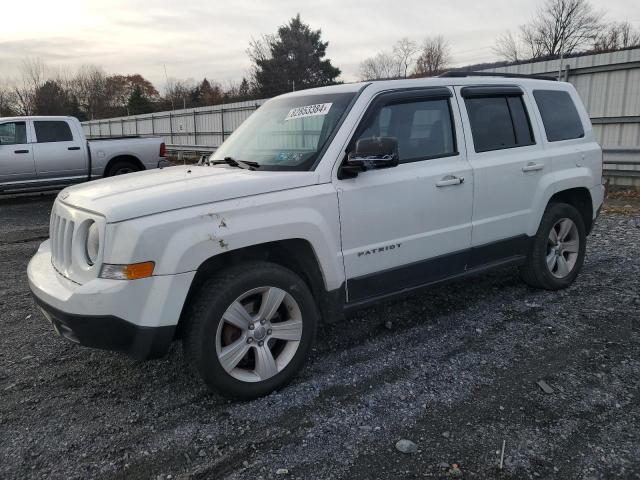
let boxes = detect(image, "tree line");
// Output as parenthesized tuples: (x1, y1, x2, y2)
(1, 2, 638, 119)
(0, 14, 340, 120)
(358, 0, 640, 81)
(0, 59, 260, 120)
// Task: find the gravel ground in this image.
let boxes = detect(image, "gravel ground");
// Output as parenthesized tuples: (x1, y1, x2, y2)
(1, 193, 639, 480)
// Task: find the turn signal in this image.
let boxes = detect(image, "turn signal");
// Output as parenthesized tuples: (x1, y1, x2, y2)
(100, 262, 155, 280)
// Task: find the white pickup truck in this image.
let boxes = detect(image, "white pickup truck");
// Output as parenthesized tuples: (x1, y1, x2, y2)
(0, 116, 167, 192)
(28, 74, 604, 399)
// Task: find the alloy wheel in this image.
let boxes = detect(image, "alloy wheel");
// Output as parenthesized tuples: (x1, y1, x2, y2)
(546, 218, 579, 278)
(215, 286, 303, 382)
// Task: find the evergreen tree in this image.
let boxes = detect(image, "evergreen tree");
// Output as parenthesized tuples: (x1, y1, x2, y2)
(249, 14, 341, 97)
(127, 85, 152, 115)
(33, 80, 70, 115)
(238, 78, 251, 99)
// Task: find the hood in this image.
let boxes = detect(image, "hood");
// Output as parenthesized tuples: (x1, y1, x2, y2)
(60, 165, 319, 222)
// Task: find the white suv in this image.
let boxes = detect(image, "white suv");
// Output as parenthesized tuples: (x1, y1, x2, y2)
(28, 74, 604, 399)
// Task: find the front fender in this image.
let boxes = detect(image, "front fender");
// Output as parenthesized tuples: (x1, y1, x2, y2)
(103, 184, 345, 291)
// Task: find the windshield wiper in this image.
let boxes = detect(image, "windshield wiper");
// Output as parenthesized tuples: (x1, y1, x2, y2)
(210, 157, 260, 170)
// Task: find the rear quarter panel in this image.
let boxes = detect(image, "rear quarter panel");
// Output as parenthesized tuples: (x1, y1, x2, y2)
(89, 137, 162, 177)
(524, 83, 603, 235)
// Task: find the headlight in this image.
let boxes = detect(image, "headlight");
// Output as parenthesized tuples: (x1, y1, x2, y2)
(85, 221, 100, 265)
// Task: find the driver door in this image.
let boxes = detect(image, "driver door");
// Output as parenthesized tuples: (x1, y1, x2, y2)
(335, 88, 474, 303)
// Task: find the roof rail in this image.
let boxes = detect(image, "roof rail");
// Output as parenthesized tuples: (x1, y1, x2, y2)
(439, 71, 558, 81)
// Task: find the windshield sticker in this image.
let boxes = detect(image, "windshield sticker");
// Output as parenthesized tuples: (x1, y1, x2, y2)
(285, 103, 332, 121)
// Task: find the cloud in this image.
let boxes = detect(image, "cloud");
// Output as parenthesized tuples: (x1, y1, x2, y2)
(0, 0, 637, 88)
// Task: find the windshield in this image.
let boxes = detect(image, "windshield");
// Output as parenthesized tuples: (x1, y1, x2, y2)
(211, 92, 356, 171)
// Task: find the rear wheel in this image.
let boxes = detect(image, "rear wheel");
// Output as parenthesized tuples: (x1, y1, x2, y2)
(520, 202, 586, 290)
(105, 159, 140, 176)
(183, 261, 318, 399)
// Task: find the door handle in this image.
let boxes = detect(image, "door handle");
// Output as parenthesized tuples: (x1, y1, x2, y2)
(436, 175, 464, 187)
(522, 162, 544, 172)
(14, 149, 29, 154)
(68, 146, 80, 151)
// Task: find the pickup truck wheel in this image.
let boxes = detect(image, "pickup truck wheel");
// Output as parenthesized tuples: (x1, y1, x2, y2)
(520, 202, 586, 290)
(106, 160, 140, 176)
(183, 261, 318, 399)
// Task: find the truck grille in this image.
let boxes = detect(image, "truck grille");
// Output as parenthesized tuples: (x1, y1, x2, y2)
(50, 210, 75, 274)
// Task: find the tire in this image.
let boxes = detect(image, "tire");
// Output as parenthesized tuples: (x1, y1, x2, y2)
(520, 202, 587, 290)
(183, 261, 318, 399)
(105, 159, 140, 177)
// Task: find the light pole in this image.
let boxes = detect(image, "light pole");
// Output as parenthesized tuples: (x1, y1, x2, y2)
(557, 34, 565, 81)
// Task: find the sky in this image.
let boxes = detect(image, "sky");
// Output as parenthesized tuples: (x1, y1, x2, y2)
(1, 0, 638, 90)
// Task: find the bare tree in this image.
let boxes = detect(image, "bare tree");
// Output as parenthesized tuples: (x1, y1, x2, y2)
(393, 37, 419, 77)
(493, 31, 523, 62)
(10, 58, 48, 115)
(523, 0, 603, 57)
(163, 78, 196, 110)
(71, 65, 110, 119)
(519, 24, 547, 59)
(413, 36, 451, 77)
(358, 52, 401, 80)
(593, 21, 640, 51)
(0, 81, 16, 116)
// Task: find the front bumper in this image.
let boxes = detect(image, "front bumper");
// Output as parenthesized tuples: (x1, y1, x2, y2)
(33, 295, 175, 359)
(27, 240, 195, 359)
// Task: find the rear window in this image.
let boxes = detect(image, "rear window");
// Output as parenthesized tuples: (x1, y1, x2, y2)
(533, 90, 584, 142)
(34, 121, 73, 143)
(465, 96, 534, 152)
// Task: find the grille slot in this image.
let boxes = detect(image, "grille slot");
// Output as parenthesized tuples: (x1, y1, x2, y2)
(50, 210, 76, 274)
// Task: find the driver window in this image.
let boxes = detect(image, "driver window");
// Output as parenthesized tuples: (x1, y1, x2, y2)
(355, 98, 457, 163)
(0, 122, 27, 145)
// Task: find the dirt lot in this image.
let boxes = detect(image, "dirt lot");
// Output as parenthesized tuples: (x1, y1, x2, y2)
(1, 192, 639, 480)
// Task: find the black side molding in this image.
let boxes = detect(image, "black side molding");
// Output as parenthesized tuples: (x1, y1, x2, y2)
(461, 85, 524, 98)
(346, 235, 532, 303)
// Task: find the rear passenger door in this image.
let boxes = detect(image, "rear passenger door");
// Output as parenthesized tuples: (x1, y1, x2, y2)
(456, 85, 549, 266)
(32, 120, 86, 180)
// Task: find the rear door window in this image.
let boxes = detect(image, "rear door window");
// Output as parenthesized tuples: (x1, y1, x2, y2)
(464, 95, 535, 152)
(34, 121, 74, 143)
(533, 90, 585, 142)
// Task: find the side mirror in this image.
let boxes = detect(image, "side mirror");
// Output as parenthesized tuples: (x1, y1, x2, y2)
(341, 137, 399, 178)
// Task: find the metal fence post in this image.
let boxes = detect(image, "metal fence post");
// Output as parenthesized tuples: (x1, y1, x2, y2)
(169, 113, 173, 144)
(220, 108, 225, 143)
(151, 114, 155, 135)
(134, 117, 138, 136)
(193, 110, 197, 145)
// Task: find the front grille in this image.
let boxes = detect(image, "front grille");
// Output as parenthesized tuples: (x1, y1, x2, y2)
(50, 210, 75, 274)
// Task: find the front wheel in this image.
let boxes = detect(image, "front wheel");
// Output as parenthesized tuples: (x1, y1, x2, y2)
(183, 261, 318, 399)
(520, 202, 587, 290)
